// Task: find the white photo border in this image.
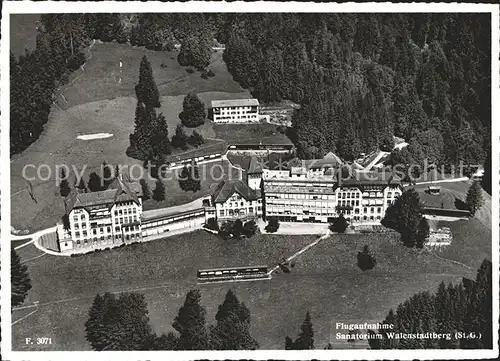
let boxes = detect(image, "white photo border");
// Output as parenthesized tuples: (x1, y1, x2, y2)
(1, 2, 499, 360)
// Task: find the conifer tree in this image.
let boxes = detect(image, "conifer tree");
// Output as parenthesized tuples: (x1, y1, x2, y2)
(481, 150, 491, 195)
(115, 165, 120, 179)
(84, 292, 155, 350)
(152, 178, 166, 202)
(357, 245, 377, 271)
(466, 181, 484, 216)
(59, 168, 71, 197)
(291, 312, 314, 350)
(434, 282, 455, 348)
(191, 163, 201, 192)
(84, 294, 106, 350)
(461, 259, 492, 349)
(179, 93, 206, 128)
(151, 332, 179, 350)
(150, 113, 172, 156)
(178, 165, 191, 192)
(415, 217, 430, 248)
(102, 161, 113, 186)
(210, 313, 259, 350)
(210, 290, 258, 350)
(188, 130, 205, 147)
(76, 177, 87, 192)
(178, 163, 200, 192)
(140, 179, 152, 201)
(173, 289, 208, 350)
(171, 124, 189, 150)
(88, 172, 104, 192)
(178, 36, 211, 70)
(136, 55, 160, 108)
(215, 290, 251, 324)
(11, 248, 32, 307)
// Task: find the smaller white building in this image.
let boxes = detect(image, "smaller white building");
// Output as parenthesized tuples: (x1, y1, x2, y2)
(211, 179, 263, 223)
(211, 99, 260, 123)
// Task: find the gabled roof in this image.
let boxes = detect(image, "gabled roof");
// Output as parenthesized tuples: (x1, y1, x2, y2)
(107, 176, 142, 203)
(303, 152, 342, 169)
(212, 180, 259, 204)
(247, 156, 263, 174)
(65, 176, 142, 214)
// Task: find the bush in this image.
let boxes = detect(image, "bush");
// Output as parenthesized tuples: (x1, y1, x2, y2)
(219, 221, 234, 240)
(186, 67, 195, 74)
(242, 220, 257, 238)
(329, 214, 349, 233)
(232, 219, 244, 239)
(277, 125, 287, 134)
(205, 218, 219, 231)
(357, 245, 377, 271)
(265, 217, 280, 233)
(207, 69, 215, 77)
(201, 71, 209, 79)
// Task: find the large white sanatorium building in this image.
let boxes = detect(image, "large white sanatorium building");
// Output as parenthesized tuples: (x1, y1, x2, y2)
(211, 99, 260, 123)
(58, 153, 404, 253)
(261, 153, 403, 223)
(60, 175, 143, 252)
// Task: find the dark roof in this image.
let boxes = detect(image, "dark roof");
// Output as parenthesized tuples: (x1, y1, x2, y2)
(65, 176, 142, 213)
(247, 156, 263, 174)
(164, 141, 227, 164)
(340, 171, 401, 187)
(297, 152, 343, 169)
(211, 99, 259, 108)
(231, 135, 293, 146)
(212, 180, 259, 203)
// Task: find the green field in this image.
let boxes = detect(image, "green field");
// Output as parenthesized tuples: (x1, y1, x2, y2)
(213, 123, 293, 145)
(12, 230, 478, 350)
(413, 180, 492, 230)
(12, 231, 317, 350)
(10, 41, 249, 233)
(57, 43, 243, 110)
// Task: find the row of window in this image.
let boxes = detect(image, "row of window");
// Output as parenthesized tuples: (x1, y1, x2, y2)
(114, 208, 137, 217)
(267, 191, 401, 201)
(216, 106, 258, 111)
(74, 232, 141, 246)
(223, 200, 261, 208)
(74, 224, 140, 238)
(219, 207, 262, 217)
(115, 215, 138, 224)
(214, 115, 258, 121)
(266, 205, 384, 214)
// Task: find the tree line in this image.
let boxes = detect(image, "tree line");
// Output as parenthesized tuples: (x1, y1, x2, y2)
(13, 13, 491, 181)
(382, 181, 485, 248)
(84, 288, 258, 350)
(368, 259, 492, 349)
(216, 14, 490, 169)
(11, 14, 89, 154)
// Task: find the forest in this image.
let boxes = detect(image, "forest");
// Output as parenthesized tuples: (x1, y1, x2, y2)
(11, 13, 491, 172)
(368, 260, 492, 349)
(217, 14, 491, 167)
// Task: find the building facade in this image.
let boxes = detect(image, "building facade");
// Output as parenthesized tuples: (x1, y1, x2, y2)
(210, 179, 263, 223)
(211, 99, 260, 123)
(60, 176, 143, 252)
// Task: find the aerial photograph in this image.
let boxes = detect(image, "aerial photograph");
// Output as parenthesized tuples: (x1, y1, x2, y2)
(8, 11, 493, 353)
